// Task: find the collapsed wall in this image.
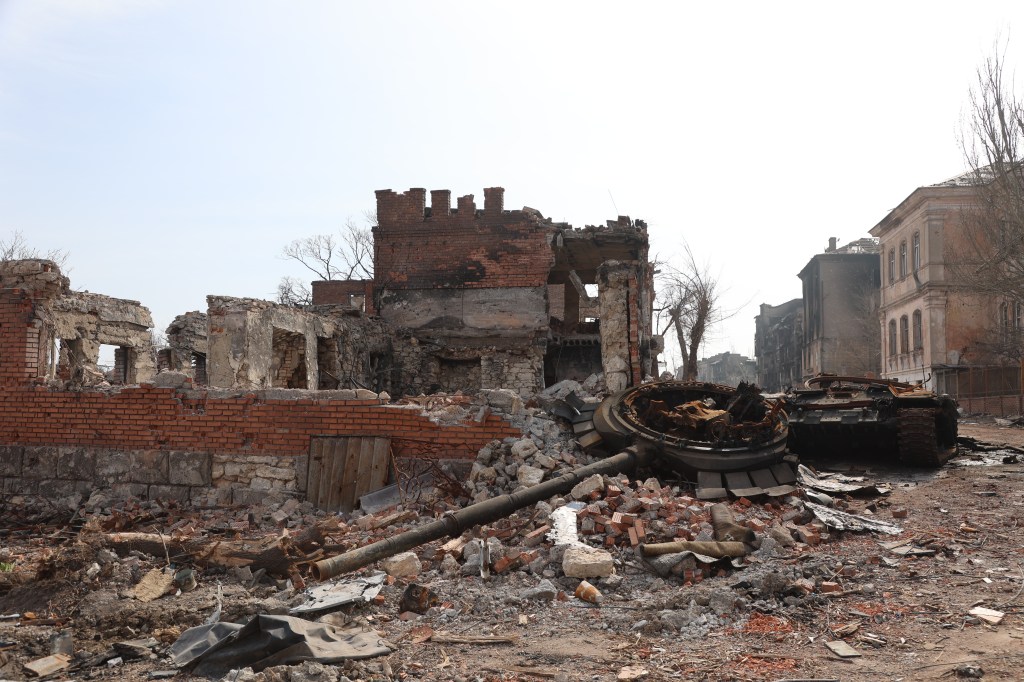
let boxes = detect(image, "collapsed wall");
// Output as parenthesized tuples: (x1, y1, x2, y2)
(0, 261, 520, 506)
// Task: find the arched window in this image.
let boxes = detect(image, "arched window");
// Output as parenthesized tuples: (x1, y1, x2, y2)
(899, 241, 907, 278)
(912, 310, 923, 350)
(899, 315, 909, 354)
(888, 319, 897, 356)
(912, 232, 921, 271)
(888, 249, 895, 284)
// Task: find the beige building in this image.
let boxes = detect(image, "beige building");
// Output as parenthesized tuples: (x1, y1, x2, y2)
(869, 172, 995, 392)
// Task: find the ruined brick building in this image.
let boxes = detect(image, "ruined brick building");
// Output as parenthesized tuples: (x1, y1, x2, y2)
(316, 186, 657, 396)
(0, 187, 657, 506)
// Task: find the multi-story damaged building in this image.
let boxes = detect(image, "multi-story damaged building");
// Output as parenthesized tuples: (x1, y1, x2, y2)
(134, 187, 657, 398)
(869, 173, 998, 392)
(754, 298, 803, 392)
(798, 237, 881, 379)
(318, 186, 658, 396)
(693, 352, 757, 388)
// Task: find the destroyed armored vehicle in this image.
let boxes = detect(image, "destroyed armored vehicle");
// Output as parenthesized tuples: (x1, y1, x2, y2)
(566, 381, 795, 498)
(783, 374, 959, 467)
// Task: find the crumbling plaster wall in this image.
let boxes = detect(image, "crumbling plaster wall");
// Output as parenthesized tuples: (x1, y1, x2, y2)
(0, 259, 155, 386)
(162, 311, 209, 380)
(51, 292, 156, 384)
(207, 296, 334, 389)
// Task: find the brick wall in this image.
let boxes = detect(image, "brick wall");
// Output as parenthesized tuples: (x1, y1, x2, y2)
(0, 288, 40, 386)
(0, 384, 519, 462)
(373, 187, 555, 290)
(311, 280, 375, 314)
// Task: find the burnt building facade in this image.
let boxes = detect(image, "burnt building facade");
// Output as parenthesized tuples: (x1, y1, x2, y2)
(798, 238, 881, 380)
(754, 298, 803, 392)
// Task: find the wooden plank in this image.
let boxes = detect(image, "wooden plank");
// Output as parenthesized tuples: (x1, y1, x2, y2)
(317, 438, 339, 512)
(319, 438, 343, 512)
(336, 438, 362, 512)
(367, 438, 391, 493)
(351, 438, 377, 503)
(307, 438, 325, 509)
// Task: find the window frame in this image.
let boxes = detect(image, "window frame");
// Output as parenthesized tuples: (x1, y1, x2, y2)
(899, 315, 909, 354)
(888, 319, 897, 357)
(912, 232, 921, 272)
(899, 241, 907, 279)
(912, 309, 923, 350)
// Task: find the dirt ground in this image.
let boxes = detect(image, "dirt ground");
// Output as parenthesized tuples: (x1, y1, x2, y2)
(2, 417, 1024, 682)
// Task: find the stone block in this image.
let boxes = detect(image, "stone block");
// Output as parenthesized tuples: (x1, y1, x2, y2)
(511, 439, 538, 459)
(517, 465, 545, 487)
(562, 546, 614, 578)
(95, 451, 132, 485)
(570, 474, 604, 500)
(148, 485, 191, 503)
(23, 447, 59, 479)
(2, 477, 37, 494)
(0, 446, 23, 476)
(110, 483, 149, 500)
(381, 552, 422, 578)
(168, 451, 212, 486)
(57, 448, 95, 480)
(254, 465, 293, 481)
(293, 454, 308, 492)
(130, 451, 169, 485)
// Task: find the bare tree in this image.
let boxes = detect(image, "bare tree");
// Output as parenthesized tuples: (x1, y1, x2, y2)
(948, 46, 1024, 361)
(0, 230, 69, 268)
(653, 247, 721, 381)
(277, 213, 375, 306)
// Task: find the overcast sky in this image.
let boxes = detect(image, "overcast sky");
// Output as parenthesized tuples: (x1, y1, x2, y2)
(2, 1, 1022, 373)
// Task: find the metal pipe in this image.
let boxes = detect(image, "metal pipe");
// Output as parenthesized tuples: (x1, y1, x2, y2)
(312, 446, 652, 580)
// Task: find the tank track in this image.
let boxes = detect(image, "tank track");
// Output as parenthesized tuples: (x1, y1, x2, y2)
(897, 408, 955, 467)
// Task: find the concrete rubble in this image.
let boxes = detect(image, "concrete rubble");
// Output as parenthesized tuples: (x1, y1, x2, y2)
(0, 413, 1021, 680)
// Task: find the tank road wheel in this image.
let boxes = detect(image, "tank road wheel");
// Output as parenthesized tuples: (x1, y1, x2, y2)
(897, 408, 955, 467)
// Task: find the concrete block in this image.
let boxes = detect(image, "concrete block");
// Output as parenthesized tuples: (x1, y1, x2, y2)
(562, 546, 614, 578)
(168, 451, 212, 486)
